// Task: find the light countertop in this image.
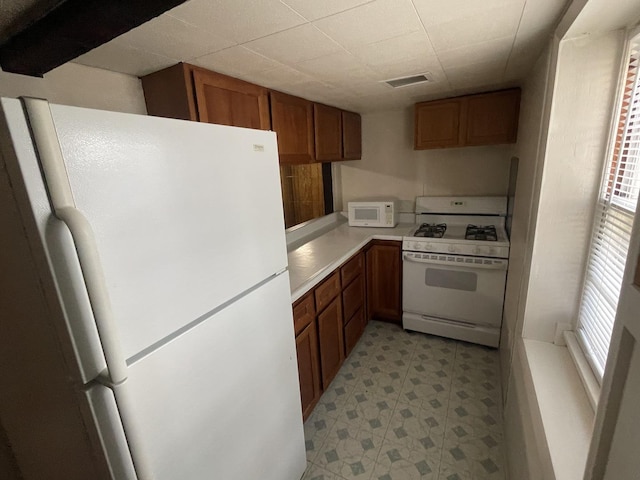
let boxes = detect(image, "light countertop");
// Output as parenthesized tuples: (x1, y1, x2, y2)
(287, 218, 414, 302)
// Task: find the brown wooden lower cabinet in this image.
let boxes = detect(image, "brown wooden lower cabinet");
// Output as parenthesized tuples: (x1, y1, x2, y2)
(366, 240, 402, 324)
(295, 319, 321, 420)
(344, 307, 366, 357)
(317, 296, 345, 388)
(292, 244, 399, 419)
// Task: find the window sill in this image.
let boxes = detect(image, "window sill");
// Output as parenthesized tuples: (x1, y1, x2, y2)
(563, 331, 600, 411)
(521, 338, 595, 479)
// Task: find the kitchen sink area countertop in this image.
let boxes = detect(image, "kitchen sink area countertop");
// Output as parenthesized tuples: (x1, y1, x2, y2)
(286, 214, 414, 302)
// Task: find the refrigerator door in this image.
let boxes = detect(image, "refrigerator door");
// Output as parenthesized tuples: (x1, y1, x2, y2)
(44, 103, 288, 360)
(90, 271, 306, 480)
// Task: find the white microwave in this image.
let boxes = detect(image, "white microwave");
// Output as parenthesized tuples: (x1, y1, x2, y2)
(348, 201, 398, 228)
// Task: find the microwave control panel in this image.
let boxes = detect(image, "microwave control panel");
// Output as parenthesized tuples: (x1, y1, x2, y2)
(385, 203, 393, 223)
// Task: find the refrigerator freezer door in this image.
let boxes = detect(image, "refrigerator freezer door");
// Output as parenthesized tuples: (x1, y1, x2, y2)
(45, 104, 288, 360)
(94, 271, 306, 479)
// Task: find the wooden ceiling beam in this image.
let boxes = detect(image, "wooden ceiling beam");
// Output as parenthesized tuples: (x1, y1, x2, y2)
(0, 0, 188, 77)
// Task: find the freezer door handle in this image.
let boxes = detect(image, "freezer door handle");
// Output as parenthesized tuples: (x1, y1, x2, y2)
(23, 97, 154, 480)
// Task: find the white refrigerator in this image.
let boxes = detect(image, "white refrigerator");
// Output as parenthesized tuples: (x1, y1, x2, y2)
(0, 97, 306, 480)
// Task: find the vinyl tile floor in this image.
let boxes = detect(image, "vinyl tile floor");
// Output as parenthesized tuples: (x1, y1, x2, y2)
(301, 321, 505, 480)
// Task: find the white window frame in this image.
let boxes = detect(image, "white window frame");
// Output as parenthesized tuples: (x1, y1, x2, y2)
(575, 28, 640, 385)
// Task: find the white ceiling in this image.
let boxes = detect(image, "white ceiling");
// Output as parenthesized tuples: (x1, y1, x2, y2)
(27, 0, 571, 112)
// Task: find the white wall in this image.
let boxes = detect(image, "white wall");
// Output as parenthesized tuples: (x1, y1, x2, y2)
(336, 107, 514, 212)
(0, 62, 146, 114)
(500, 42, 555, 391)
(501, 26, 627, 480)
(522, 30, 624, 342)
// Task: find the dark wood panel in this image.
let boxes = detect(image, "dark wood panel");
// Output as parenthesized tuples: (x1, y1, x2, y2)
(270, 91, 315, 164)
(342, 274, 364, 322)
(141, 63, 197, 121)
(314, 103, 342, 162)
(193, 67, 270, 129)
(340, 251, 364, 287)
(295, 320, 322, 421)
(464, 88, 520, 146)
(342, 111, 362, 160)
(315, 271, 341, 313)
(0, 0, 188, 76)
(344, 307, 366, 357)
(317, 296, 345, 388)
(414, 99, 461, 149)
(293, 292, 315, 337)
(366, 240, 402, 324)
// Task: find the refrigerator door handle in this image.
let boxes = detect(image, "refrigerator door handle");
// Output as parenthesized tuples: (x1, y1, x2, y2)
(23, 97, 154, 480)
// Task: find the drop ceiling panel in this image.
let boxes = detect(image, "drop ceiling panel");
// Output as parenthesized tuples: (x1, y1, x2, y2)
(75, 41, 177, 76)
(293, 51, 376, 82)
(426, 3, 525, 51)
(192, 46, 285, 77)
(349, 30, 436, 67)
(437, 36, 515, 69)
(244, 24, 344, 65)
(114, 14, 235, 61)
(413, 0, 525, 26)
(53, 0, 570, 112)
(313, 0, 424, 49)
(446, 60, 508, 90)
(281, 0, 376, 21)
(166, 0, 306, 44)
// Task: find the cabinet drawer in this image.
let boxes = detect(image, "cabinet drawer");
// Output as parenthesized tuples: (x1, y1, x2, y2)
(344, 307, 365, 357)
(341, 252, 364, 287)
(342, 274, 364, 322)
(315, 271, 341, 313)
(293, 292, 315, 336)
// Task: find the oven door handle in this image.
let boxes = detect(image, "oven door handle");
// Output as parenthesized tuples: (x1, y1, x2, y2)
(403, 252, 508, 271)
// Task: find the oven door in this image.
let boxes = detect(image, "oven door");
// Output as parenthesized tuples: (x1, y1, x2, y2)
(402, 252, 507, 327)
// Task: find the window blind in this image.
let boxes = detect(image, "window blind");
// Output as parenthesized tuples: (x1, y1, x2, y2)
(576, 41, 640, 381)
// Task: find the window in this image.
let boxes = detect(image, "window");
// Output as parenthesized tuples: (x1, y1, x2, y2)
(576, 38, 640, 382)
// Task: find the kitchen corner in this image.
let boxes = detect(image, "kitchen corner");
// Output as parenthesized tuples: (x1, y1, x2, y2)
(286, 212, 414, 302)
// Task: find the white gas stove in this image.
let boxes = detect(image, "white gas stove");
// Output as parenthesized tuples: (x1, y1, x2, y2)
(402, 196, 510, 347)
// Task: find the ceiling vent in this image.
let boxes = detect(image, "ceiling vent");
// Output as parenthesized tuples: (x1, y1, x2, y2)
(384, 73, 434, 88)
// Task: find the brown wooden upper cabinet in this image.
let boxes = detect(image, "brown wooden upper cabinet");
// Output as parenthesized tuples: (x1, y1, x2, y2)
(414, 88, 520, 150)
(192, 67, 270, 130)
(270, 91, 315, 164)
(314, 103, 342, 162)
(142, 63, 362, 163)
(342, 110, 362, 160)
(141, 63, 271, 130)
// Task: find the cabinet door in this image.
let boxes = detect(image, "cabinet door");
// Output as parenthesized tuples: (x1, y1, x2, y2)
(342, 110, 362, 160)
(464, 88, 520, 146)
(141, 63, 198, 121)
(293, 292, 315, 336)
(295, 320, 322, 421)
(317, 296, 345, 388)
(366, 241, 402, 324)
(192, 67, 271, 130)
(414, 99, 462, 149)
(270, 91, 315, 164)
(314, 103, 342, 161)
(344, 307, 365, 357)
(342, 274, 364, 322)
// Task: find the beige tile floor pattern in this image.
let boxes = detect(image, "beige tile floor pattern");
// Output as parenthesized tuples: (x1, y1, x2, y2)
(301, 321, 505, 480)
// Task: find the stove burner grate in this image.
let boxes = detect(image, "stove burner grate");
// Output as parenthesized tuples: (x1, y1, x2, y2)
(466, 224, 497, 241)
(414, 223, 447, 238)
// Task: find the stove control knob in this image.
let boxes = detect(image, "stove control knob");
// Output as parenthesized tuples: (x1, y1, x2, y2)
(473, 246, 481, 255)
(448, 245, 456, 253)
(424, 243, 432, 250)
(488, 247, 496, 255)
